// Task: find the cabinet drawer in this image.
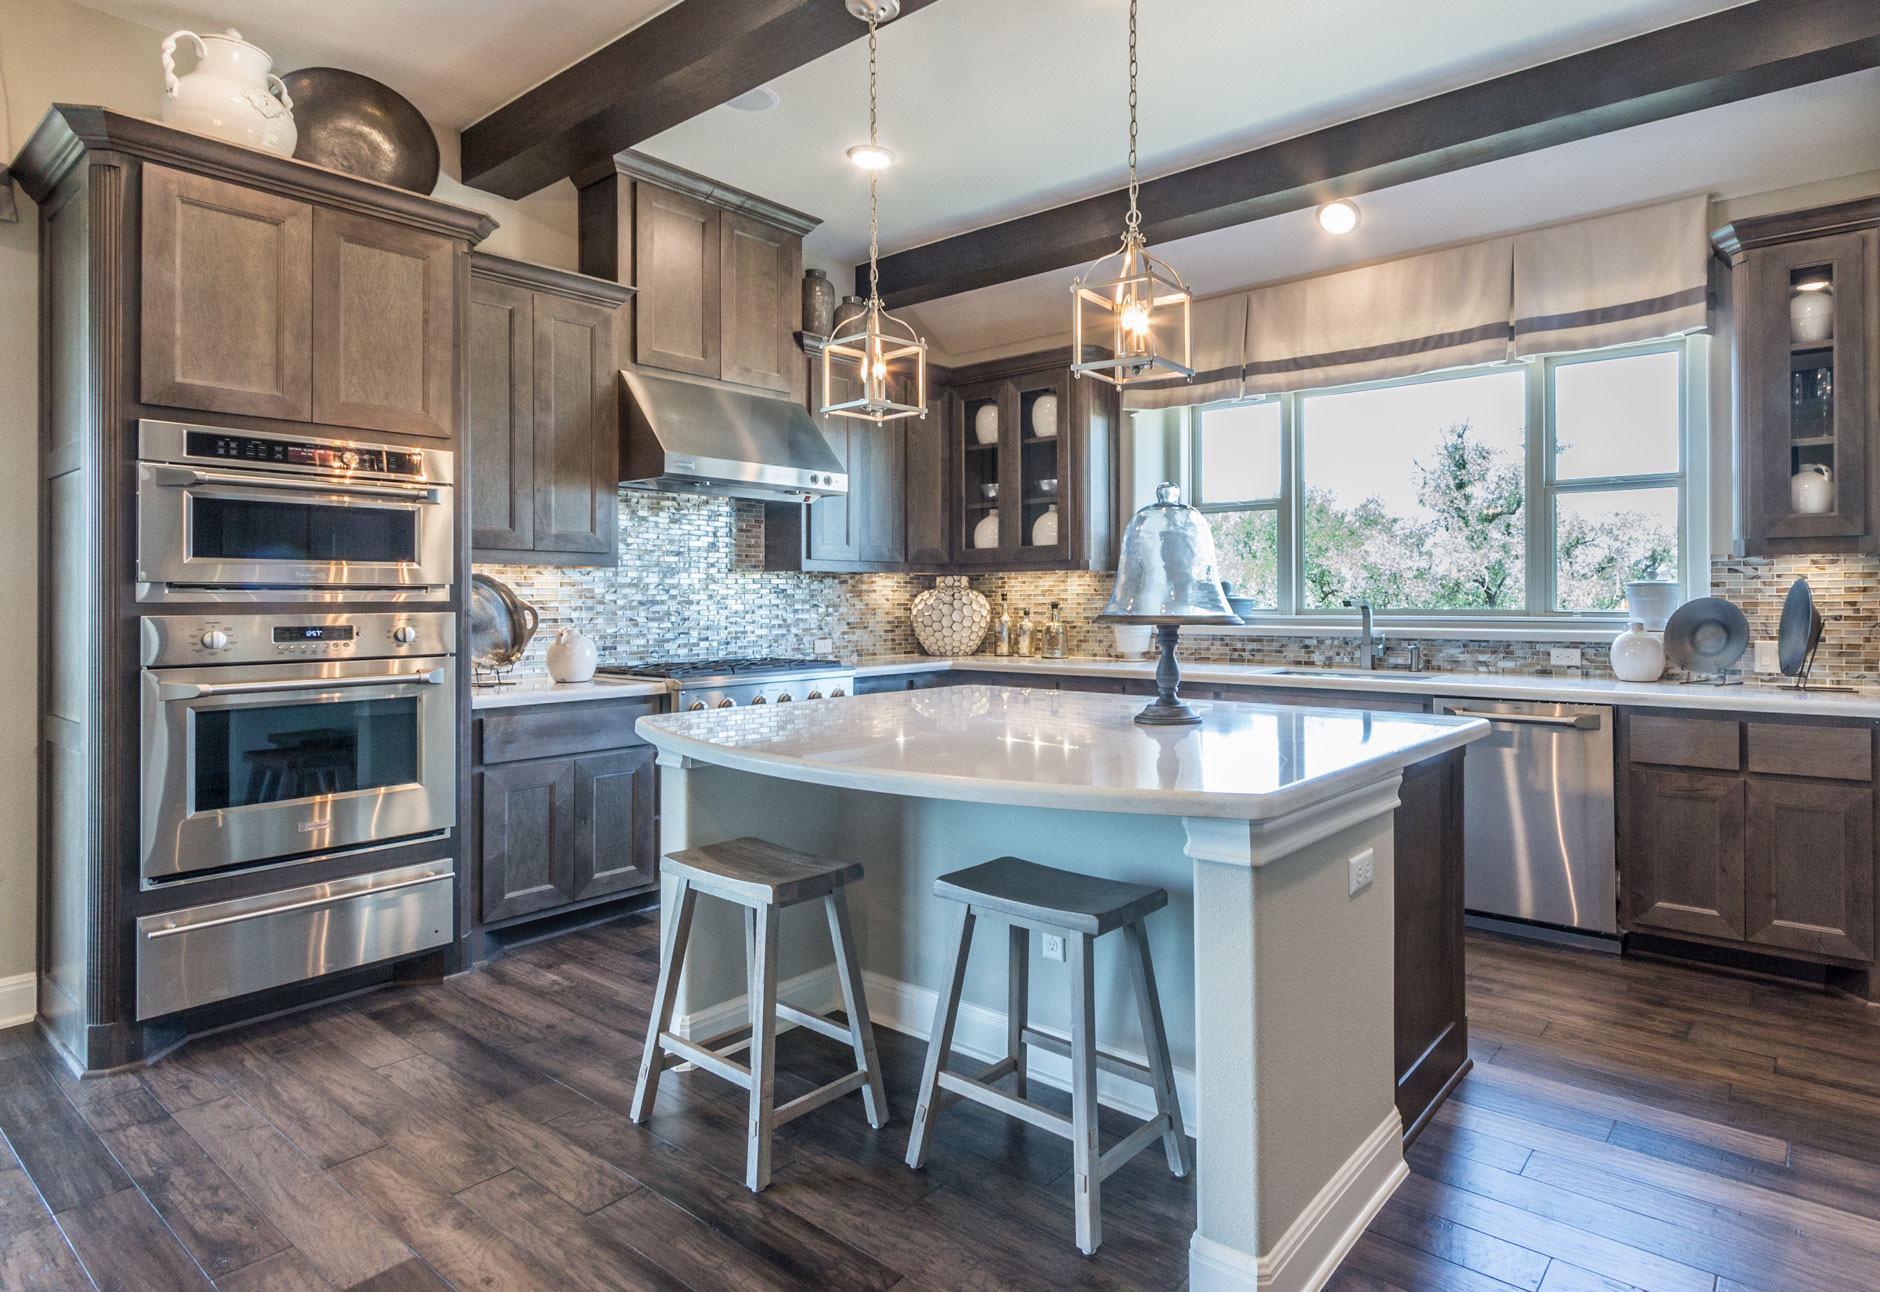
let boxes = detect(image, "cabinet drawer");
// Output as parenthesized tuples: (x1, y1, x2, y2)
(477, 697, 658, 764)
(1629, 715, 1740, 771)
(1746, 722, 1872, 781)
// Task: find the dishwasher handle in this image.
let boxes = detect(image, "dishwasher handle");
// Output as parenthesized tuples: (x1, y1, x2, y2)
(1442, 706, 1603, 730)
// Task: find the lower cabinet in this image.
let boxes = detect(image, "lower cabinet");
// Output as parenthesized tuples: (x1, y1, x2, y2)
(1622, 768, 1747, 941)
(1744, 778, 1874, 960)
(473, 699, 660, 930)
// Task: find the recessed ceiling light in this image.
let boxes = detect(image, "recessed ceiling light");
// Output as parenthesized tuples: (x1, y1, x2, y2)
(1317, 200, 1361, 235)
(847, 143, 895, 170)
(726, 86, 779, 112)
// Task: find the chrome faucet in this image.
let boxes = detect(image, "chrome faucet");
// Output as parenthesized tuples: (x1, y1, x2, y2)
(1344, 598, 1386, 669)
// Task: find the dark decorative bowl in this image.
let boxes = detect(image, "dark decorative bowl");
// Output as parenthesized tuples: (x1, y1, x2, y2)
(280, 67, 439, 194)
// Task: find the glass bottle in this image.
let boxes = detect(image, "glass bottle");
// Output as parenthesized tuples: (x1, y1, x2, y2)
(994, 593, 1013, 656)
(1042, 602, 1066, 658)
(1017, 607, 1034, 657)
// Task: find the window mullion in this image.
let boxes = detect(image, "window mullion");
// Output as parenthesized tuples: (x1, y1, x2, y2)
(1526, 357, 1550, 616)
(1279, 393, 1300, 615)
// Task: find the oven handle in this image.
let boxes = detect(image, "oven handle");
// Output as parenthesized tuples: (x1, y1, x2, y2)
(142, 870, 452, 939)
(149, 464, 443, 504)
(1441, 707, 1602, 730)
(157, 667, 447, 700)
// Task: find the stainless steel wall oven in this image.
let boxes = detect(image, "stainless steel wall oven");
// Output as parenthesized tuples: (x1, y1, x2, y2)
(136, 420, 453, 602)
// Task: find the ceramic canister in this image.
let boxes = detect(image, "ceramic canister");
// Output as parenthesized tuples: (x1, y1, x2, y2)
(1791, 286, 1834, 344)
(801, 269, 836, 338)
(1610, 621, 1665, 683)
(973, 508, 1000, 550)
(1792, 463, 1834, 515)
(160, 29, 297, 157)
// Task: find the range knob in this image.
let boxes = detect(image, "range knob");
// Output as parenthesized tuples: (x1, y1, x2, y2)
(777, 693, 794, 703)
(340, 450, 360, 469)
(807, 690, 823, 700)
(716, 698, 735, 708)
(199, 629, 229, 651)
(688, 701, 707, 712)
(830, 687, 846, 698)
(392, 625, 419, 644)
(750, 695, 768, 704)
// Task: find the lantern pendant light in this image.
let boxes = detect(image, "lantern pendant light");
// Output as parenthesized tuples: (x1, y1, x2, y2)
(1070, 0, 1194, 388)
(822, 0, 927, 423)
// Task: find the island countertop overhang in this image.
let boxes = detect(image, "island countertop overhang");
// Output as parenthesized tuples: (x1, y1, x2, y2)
(635, 684, 1487, 821)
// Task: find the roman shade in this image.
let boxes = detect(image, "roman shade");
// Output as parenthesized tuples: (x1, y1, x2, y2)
(1112, 292, 1249, 410)
(1511, 196, 1710, 356)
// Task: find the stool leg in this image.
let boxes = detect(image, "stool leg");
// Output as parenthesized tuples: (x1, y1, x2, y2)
(745, 902, 781, 1192)
(1125, 917, 1192, 1178)
(905, 903, 976, 1169)
(1007, 923, 1028, 1099)
(630, 879, 697, 1123)
(744, 906, 758, 1017)
(1068, 931, 1101, 1255)
(826, 888, 888, 1128)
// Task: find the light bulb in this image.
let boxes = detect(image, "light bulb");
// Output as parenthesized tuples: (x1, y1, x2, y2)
(847, 144, 895, 170)
(1317, 200, 1360, 235)
(1121, 301, 1150, 339)
(1795, 279, 1832, 292)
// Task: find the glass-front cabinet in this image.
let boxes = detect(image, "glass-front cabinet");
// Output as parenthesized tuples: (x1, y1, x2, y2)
(1714, 204, 1878, 555)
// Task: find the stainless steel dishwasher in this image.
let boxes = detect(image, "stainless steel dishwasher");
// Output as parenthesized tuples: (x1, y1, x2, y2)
(1433, 697, 1617, 939)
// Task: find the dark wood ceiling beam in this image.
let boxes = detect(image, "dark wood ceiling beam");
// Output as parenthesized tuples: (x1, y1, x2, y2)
(871, 0, 1880, 308)
(461, 0, 944, 200)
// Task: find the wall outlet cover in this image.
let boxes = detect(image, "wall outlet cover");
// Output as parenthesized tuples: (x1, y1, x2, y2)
(1041, 933, 1066, 962)
(1349, 848, 1375, 897)
(1754, 640, 1780, 673)
(1549, 647, 1583, 667)
(815, 638, 835, 655)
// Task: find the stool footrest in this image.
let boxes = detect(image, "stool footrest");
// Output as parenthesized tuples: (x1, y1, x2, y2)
(775, 1002, 854, 1044)
(657, 1032, 752, 1088)
(937, 1070, 1073, 1137)
(774, 1070, 869, 1127)
(1099, 1113, 1176, 1182)
(1021, 1025, 1155, 1086)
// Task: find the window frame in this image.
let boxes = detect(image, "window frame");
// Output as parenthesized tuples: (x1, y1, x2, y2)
(1185, 336, 1707, 629)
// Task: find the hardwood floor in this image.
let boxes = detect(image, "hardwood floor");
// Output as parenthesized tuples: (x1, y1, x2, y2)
(2, 921, 1879, 1291)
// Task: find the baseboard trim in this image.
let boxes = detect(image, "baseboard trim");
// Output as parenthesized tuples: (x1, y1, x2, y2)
(861, 969, 1198, 1125)
(1189, 1109, 1405, 1292)
(0, 973, 35, 1029)
(674, 965, 842, 1041)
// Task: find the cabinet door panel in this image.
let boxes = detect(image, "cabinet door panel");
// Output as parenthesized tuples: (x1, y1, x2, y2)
(1622, 768, 1745, 940)
(808, 371, 861, 563)
(468, 277, 534, 552)
(311, 209, 456, 437)
(573, 747, 657, 901)
(1745, 779, 1874, 960)
(532, 294, 617, 557)
(906, 389, 950, 565)
(479, 760, 576, 922)
(634, 185, 721, 378)
(140, 165, 313, 420)
(720, 212, 797, 394)
(853, 420, 906, 564)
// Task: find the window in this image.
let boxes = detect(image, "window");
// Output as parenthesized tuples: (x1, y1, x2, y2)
(1189, 339, 1698, 621)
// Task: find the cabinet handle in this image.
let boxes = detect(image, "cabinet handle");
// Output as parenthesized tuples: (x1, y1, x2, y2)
(1443, 707, 1602, 730)
(144, 871, 449, 939)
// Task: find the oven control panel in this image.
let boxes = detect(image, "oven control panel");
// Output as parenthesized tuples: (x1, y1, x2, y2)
(184, 431, 425, 478)
(141, 612, 455, 668)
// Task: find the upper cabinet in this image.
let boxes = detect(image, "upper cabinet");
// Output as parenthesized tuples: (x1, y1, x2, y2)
(140, 163, 467, 439)
(577, 151, 815, 402)
(468, 254, 633, 566)
(1713, 200, 1880, 555)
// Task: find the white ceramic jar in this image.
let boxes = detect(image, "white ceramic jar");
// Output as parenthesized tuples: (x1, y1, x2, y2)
(973, 508, 999, 549)
(1622, 579, 1681, 632)
(1031, 503, 1059, 547)
(160, 30, 297, 157)
(1030, 392, 1059, 439)
(1790, 285, 1834, 344)
(974, 403, 999, 445)
(1113, 625, 1154, 658)
(546, 626, 598, 683)
(1610, 621, 1665, 683)
(1792, 463, 1834, 514)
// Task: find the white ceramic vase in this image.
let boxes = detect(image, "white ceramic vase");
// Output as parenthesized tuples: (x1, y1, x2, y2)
(1031, 503, 1059, 547)
(974, 403, 999, 445)
(1610, 621, 1665, 683)
(1792, 463, 1834, 514)
(1113, 625, 1154, 658)
(910, 576, 991, 656)
(1790, 287, 1834, 344)
(973, 508, 999, 550)
(160, 29, 297, 157)
(1030, 393, 1059, 439)
(546, 627, 597, 683)
(1622, 580, 1680, 632)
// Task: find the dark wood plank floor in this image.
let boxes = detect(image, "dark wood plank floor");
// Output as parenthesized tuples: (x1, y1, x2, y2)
(3, 920, 1879, 1291)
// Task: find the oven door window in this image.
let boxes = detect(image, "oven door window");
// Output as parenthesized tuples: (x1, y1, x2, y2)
(190, 496, 418, 566)
(193, 696, 420, 811)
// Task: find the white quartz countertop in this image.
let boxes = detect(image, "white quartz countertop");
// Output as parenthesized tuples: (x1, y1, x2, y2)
(471, 676, 668, 710)
(852, 655, 1880, 719)
(636, 684, 1486, 820)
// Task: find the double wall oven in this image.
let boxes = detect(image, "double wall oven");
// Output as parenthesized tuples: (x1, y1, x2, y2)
(133, 420, 460, 1020)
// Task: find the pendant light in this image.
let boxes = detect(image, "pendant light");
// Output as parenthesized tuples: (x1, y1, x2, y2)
(1070, 0, 1194, 387)
(822, 0, 927, 423)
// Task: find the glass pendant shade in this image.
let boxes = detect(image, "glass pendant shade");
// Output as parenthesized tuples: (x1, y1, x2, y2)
(1071, 236, 1194, 386)
(822, 299, 927, 422)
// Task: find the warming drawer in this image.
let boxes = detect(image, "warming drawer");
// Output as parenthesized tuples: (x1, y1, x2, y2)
(136, 860, 454, 1019)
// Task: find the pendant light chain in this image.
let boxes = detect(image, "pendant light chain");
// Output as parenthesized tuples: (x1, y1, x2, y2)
(1125, 0, 1140, 236)
(866, 13, 882, 306)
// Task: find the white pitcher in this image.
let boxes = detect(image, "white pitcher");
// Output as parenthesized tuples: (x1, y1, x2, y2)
(546, 627, 598, 684)
(161, 29, 297, 158)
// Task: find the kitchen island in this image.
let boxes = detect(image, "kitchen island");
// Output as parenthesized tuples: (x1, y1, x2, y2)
(637, 684, 1486, 1292)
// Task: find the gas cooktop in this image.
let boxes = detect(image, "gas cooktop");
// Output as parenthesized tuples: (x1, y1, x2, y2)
(596, 657, 846, 683)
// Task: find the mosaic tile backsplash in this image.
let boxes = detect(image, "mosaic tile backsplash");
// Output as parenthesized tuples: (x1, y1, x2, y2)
(476, 491, 1877, 683)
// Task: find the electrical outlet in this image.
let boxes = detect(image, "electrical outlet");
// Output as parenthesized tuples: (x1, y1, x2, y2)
(1549, 647, 1583, 667)
(1349, 848, 1375, 897)
(1754, 639, 1780, 673)
(1042, 933, 1066, 962)
(815, 637, 834, 655)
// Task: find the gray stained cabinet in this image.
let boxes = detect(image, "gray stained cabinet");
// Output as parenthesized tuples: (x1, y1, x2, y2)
(468, 254, 631, 565)
(1620, 710, 1877, 966)
(140, 164, 459, 438)
(633, 182, 722, 380)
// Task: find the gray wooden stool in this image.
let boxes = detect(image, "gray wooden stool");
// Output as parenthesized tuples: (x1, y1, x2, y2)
(630, 837, 888, 1192)
(905, 857, 1190, 1254)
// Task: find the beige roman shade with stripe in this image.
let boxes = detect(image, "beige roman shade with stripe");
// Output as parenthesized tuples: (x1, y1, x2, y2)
(1112, 292, 1250, 410)
(1511, 196, 1710, 357)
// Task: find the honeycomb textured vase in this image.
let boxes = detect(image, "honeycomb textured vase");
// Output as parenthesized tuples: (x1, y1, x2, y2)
(910, 576, 991, 656)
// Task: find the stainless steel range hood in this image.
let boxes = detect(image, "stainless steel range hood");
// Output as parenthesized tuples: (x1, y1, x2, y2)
(620, 369, 847, 503)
